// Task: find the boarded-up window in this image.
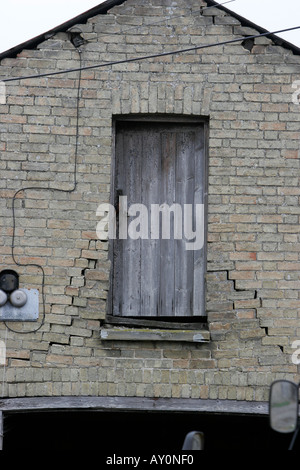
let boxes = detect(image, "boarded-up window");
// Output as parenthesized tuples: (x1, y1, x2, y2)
(111, 120, 206, 318)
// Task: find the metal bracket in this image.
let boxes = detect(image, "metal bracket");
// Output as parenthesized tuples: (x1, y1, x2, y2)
(0, 289, 39, 321)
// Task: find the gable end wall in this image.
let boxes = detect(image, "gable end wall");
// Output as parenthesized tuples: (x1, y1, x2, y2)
(0, 0, 299, 402)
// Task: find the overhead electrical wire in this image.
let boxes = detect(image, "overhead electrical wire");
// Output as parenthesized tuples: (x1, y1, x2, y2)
(2, 25, 300, 84)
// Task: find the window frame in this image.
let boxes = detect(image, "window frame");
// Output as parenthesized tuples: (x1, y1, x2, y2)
(106, 115, 209, 329)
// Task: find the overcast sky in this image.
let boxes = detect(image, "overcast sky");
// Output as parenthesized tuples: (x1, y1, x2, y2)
(0, 0, 299, 54)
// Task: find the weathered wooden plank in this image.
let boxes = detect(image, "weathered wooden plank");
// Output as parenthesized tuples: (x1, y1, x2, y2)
(159, 131, 176, 316)
(175, 130, 195, 316)
(140, 126, 160, 316)
(193, 126, 206, 316)
(0, 396, 269, 416)
(122, 129, 142, 316)
(100, 327, 210, 342)
(114, 127, 142, 316)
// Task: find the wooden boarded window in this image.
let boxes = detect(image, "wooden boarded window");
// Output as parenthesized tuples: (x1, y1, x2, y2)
(111, 120, 206, 319)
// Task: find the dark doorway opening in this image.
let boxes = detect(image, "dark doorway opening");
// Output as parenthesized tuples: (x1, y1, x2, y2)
(2, 410, 292, 451)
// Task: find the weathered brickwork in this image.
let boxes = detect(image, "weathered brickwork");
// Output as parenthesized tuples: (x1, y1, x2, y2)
(0, 0, 300, 403)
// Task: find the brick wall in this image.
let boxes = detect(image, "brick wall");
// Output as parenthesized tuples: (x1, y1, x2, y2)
(0, 0, 299, 401)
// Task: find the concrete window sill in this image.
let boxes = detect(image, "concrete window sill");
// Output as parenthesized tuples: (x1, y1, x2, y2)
(100, 327, 210, 343)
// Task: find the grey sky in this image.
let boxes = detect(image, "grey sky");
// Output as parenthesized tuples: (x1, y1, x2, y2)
(0, 0, 299, 54)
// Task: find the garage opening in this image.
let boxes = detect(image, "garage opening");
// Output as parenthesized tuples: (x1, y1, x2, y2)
(2, 409, 291, 451)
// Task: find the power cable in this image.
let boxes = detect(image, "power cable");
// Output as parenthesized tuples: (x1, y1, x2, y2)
(1, 25, 300, 84)
(5, 49, 82, 334)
